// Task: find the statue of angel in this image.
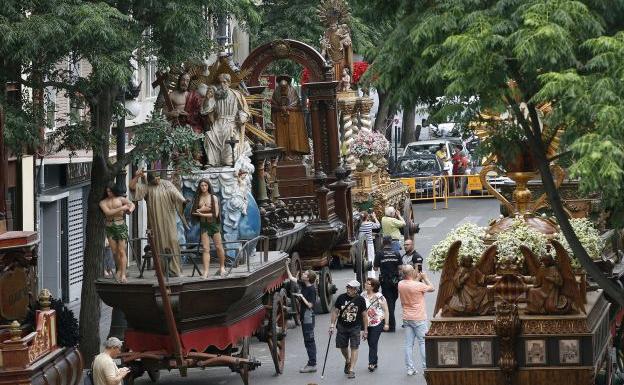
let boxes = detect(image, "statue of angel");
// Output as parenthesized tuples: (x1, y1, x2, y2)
(520, 240, 584, 315)
(434, 241, 497, 317)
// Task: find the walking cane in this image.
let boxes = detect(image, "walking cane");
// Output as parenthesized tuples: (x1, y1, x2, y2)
(320, 330, 333, 379)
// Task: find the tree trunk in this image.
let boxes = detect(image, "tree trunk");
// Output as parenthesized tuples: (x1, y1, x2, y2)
(79, 88, 115, 367)
(374, 90, 391, 132)
(523, 104, 624, 308)
(401, 102, 416, 147)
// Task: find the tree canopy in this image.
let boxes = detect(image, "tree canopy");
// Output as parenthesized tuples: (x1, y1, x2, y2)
(1, 0, 259, 365)
(367, 0, 624, 304)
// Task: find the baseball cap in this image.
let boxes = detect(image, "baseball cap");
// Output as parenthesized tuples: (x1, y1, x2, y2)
(346, 279, 360, 289)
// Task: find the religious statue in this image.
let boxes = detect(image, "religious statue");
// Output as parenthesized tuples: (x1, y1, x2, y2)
(320, 23, 352, 66)
(521, 240, 583, 315)
(129, 170, 188, 277)
(339, 67, 351, 92)
(163, 72, 203, 134)
(99, 185, 135, 283)
(271, 75, 310, 156)
(202, 73, 250, 167)
(435, 241, 496, 317)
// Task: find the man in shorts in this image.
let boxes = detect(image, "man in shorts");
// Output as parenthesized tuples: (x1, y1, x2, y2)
(99, 185, 135, 283)
(329, 279, 368, 379)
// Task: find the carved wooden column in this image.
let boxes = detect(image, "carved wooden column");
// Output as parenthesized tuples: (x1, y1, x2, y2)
(306, 81, 340, 175)
(337, 98, 357, 171)
(357, 97, 374, 134)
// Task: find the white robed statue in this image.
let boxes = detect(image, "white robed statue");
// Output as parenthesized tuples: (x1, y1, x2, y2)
(202, 73, 250, 167)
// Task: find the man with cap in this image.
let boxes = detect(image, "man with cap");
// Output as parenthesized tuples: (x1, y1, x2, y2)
(92, 337, 131, 385)
(374, 235, 402, 332)
(329, 279, 368, 379)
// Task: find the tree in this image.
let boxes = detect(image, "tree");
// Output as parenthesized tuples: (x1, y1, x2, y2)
(368, 0, 624, 305)
(0, 0, 259, 365)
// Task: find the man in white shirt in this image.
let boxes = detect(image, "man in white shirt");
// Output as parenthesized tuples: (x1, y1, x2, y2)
(92, 337, 130, 385)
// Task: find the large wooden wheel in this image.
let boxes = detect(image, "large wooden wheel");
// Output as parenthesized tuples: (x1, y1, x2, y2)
(351, 236, 367, 286)
(317, 266, 333, 314)
(238, 336, 251, 385)
(288, 253, 303, 326)
(266, 291, 286, 374)
(402, 196, 419, 240)
(147, 368, 160, 383)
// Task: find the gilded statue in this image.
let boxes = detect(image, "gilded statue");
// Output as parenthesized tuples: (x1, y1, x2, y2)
(521, 240, 584, 315)
(270, 75, 310, 155)
(435, 241, 497, 317)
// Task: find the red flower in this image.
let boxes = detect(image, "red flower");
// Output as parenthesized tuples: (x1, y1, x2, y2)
(352, 61, 369, 84)
(300, 67, 311, 85)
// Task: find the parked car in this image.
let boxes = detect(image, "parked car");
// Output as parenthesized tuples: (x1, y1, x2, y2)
(402, 139, 468, 175)
(392, 154, 446, 198)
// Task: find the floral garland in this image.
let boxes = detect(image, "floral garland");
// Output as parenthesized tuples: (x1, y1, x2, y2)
(555, 218, 604, 269)
(427, 223, 486, 271)
(352, 131, 390, 157)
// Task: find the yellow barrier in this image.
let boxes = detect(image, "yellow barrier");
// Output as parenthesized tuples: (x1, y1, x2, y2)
(395, 174, 495, 209)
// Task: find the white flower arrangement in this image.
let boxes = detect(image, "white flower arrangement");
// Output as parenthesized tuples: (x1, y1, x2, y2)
(427, 223, 486, 271)
(494, 217, 549, 266)
(555, 218, 604, 269)
(427, 217, 603, 272)
(352, 131, 390, 157)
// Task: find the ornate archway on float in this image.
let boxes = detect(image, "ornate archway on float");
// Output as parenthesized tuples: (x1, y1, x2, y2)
(241, 39, 340, 178)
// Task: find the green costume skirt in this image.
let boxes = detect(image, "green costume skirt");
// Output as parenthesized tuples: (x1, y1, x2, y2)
(106, 222, 128, 241)
(200, 221, 221, 236)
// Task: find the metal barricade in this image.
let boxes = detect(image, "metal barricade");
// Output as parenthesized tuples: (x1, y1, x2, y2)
(396, 174, 495, 209)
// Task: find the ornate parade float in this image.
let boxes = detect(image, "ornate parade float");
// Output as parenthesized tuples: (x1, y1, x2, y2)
(0, 230, 83, 385)
(239, 0, 415, 301)
(424, 138, 612, 384)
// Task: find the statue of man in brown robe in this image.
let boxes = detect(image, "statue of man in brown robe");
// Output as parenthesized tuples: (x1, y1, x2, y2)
(129, 170, 187, 277)
(271, 75, 310, 156)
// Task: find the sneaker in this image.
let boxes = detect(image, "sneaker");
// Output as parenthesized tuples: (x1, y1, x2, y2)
(347, 371, 356, 379)
(344, 361, 350, 374)
(299, 365, 317, 373)
(407, 369, 417, 376)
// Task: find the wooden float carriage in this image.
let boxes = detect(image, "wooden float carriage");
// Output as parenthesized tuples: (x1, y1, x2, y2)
(0, 231, 83, 385)
(424, 168, 614, 385)
(96, 234, 291, 385)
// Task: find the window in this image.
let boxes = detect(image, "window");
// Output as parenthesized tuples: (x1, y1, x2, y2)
(143, 58, 159, 99)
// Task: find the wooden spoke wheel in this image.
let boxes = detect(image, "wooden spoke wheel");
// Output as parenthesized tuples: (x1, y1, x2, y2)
(352, 237, 367, 286)
(238, 336, 251, 385)
(318, 266, 333, 314)
(402, 196, 419, 240)
(288, 253, 303, 326)
(266, 291, 286, 374)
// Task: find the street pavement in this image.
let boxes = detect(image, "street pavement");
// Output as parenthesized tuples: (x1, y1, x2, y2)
(129, 198, 500, 385)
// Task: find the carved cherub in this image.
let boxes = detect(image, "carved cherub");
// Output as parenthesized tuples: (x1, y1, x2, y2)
(435, 241, 497, 317)
(521, 240, 584, 315)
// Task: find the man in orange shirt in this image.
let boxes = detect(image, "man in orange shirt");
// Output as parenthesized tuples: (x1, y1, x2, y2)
(398, 266, 435, 376)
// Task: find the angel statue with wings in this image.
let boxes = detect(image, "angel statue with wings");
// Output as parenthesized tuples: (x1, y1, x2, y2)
(520, 240, 584, 315)
(435, 241, 497, 317)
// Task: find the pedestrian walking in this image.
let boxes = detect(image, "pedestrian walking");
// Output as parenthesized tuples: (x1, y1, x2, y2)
(285, 258, 318, 373)
(374, 236, 402, 332)
(358, 211, 380, 265)
(362, 278, 389, 371)
(329, 280, 369, 379)
(398, 266, 435, 376)
(381, 206, 405, 252)
(92, 337, 131, 385)
(401, 239, 423, 273)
